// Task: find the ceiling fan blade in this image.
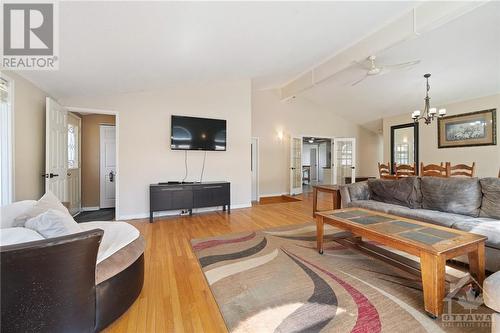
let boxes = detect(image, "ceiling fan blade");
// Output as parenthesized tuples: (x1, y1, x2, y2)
(351, 74, 369, 86)
(384, 59, 421, 70)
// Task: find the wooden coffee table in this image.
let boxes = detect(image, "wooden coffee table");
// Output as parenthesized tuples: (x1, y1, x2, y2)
(316, 208, 487, 318)
(312, 184, 341, 218)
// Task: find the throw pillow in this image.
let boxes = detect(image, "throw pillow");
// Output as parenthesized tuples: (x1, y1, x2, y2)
(421, 177, 482, 217)
(14, 191, 71, 226)
(368, 177, 422, 209)
(480, 178, 500, 219)
(24, 209, 81, 238)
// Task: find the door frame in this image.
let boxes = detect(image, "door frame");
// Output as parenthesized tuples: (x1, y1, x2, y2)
(66, 107, 120, 217)
(251, 137, 259, 202)
(0, 73, 14, 205)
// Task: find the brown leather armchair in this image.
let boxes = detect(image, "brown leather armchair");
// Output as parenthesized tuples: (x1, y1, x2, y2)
(1, 229, 144, 332)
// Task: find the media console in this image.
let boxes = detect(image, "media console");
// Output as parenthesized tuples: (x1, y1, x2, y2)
(149, 181, 230, 222)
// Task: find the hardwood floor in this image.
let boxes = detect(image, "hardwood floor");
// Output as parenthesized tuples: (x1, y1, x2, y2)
(104, 191, 335, 333)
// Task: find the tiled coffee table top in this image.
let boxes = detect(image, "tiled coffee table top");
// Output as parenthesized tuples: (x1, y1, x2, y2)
(323, 208, 486, 252)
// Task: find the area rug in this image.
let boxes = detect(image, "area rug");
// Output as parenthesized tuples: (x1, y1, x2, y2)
(191, 223, 493, 333)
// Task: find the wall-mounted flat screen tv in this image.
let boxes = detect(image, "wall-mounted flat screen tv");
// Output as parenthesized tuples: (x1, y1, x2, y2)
(171, 115, 227, 151)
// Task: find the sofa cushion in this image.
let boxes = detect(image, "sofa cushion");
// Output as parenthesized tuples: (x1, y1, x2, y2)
(452, 218, 500, 250)
(0, 227, 44, 246)
(421, 177, 481, 217)
(368, 177, 422, 209)
(24, 209, 81, 238)
(0, 200, 36, 229)
(14, 191, 71, 226)
(480, 178, 500, 219)
(349, 200, 472, 228)
(79, 221, 140, 264)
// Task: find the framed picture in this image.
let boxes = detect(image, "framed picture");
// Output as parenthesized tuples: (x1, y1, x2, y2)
(438, 109, 497, 148)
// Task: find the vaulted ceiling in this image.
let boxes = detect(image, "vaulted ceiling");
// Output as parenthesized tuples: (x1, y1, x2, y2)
(18, 1, 500, 131)
(20, 1, 416, 98)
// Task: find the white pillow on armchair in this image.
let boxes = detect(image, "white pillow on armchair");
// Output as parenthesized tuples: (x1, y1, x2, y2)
(25, 209, 81, 238)
(14, 191, 71, 227)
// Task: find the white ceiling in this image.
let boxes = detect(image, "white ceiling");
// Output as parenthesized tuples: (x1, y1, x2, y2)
(301, 2, 500, 130)
(19, 1, 417, 99)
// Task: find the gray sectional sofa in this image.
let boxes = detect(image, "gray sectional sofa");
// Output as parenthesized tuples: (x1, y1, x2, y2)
(340, 176, 500, 271)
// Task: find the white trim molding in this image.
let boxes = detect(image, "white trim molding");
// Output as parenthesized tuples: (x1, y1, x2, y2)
(81, 206, 100, 211)
(118, 203, 252, 221)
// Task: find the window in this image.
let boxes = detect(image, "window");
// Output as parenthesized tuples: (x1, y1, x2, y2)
(395, 144, 409, 164)
(339, 143, 353, 166)
(68, 123, 79, 169)
(0, 76, 13, 205)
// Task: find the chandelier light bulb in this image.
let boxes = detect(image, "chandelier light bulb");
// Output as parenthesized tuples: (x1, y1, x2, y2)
(439, 108, 446, 116)
(429, 108, 437, 115)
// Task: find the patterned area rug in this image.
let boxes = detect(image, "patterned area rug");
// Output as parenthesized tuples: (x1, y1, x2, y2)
(191, 223, 493, 333)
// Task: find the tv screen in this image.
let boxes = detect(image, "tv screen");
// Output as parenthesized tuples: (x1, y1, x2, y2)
(171, 115, 227, 151)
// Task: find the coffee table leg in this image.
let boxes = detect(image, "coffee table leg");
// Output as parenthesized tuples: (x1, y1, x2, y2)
(420, 252, 445, 318)
(313, 187, 318, 218)
(316, 216, 324, 254)
(468, 242, 485, 288)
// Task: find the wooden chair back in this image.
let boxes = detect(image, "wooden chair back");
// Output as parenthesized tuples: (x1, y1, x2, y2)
(420, 162, 448, 177)
(447, 162, 475, 177)
(378, 162, 391, 179)
(394, 163, 416, 177)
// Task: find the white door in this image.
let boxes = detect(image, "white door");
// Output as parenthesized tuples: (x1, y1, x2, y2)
(290, 137, 302, 195)
(310, 147, 318, 181)
(45, 97, 68, 202)
(100, 125, 116, 208)
(333, 138, 356, 185)
(251, 137, 258, 202)
(67, 113, 81, 215)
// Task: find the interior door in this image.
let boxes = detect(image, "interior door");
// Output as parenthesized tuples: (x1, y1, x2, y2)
(333, 138, 356, 185)
(310, 147, 317, 181)
(289, 137, 302, 195)
(67, 113, 81, 215)
(45, 97, 68, 202)
(100, 125, 116, 208)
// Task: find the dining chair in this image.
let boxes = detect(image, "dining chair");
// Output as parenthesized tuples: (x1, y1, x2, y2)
(447, 162, 476, 177)
(378, 162, 392, 179)
(394, 163, 417, 178)
(420, 162, 449, 177)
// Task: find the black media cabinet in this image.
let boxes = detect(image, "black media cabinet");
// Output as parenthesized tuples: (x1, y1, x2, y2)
(149, 182, 230, 222)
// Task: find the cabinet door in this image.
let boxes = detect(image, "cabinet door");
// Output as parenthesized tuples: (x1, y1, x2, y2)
(193, 184, 229, 208)
(150, 187, 193, 210)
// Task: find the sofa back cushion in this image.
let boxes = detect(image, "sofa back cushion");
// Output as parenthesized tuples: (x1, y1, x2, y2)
(368, 177, 422, 209)
(480, 178, 500, 219)
(421, 177, 481, 217)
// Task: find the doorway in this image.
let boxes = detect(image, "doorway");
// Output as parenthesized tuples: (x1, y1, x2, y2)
(45, 99, 119, 221)
(251, 137, 259, 202)
(301, 137, 333, 193)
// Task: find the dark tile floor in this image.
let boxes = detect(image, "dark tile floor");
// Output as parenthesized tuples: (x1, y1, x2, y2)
(74, 208, 115, 223)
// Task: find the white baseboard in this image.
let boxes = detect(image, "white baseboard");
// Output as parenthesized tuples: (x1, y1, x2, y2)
(81, 206, 100, 211)
(118, 203, 252, 221)
(258, 192, 289, 198)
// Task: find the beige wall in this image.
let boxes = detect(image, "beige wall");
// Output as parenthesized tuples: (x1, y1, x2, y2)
(252, 89, 382, 196)
(383, 94, 500, 178)
(62, 80, 252, 219)
(80, 114, 116, 208)
(6, 72, 49, 201)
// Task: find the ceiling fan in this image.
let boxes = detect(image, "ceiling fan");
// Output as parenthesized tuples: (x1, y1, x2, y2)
(350, 55, 420, 86)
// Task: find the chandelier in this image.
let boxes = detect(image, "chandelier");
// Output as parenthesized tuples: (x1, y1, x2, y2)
(411, 73, 446, 125)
